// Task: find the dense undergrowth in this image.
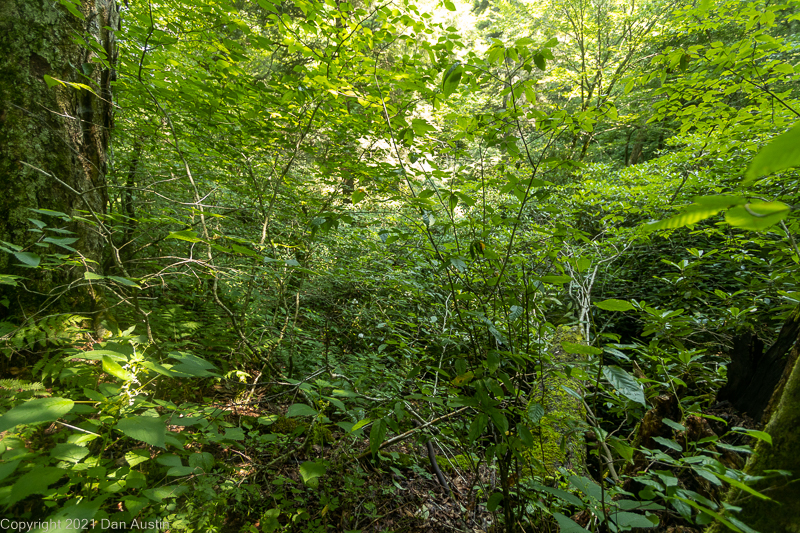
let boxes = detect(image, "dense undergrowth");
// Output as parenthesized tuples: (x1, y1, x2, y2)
(1, 0, 800, 531)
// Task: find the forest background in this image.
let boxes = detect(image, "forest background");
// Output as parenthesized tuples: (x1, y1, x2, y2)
(1, 0, 800, 531)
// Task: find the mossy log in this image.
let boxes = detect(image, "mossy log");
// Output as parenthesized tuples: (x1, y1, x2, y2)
(524, 325, 587, 476)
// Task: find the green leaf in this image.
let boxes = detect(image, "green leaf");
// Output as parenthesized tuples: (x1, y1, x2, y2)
(351, 189, 367, 204)
(369, 418, 387, 455)
(411, 118, 435, 135)
(725, 201, 790, 231)
(58, 0, 85, 19)
(0, 397, 74, 433)
(533, 53, 546, 71)
(102, 355, 133, 381)
(610, 512, 657, 529)
(299, 460, 327, 488)
(553, 512, 591, 532)
(526, 402, 544, 424)
(107, 275, 141, 288)
(442, 63, 463, 98)
(715, 473, 770, 500)
(595, 299, 635, 312)
(34, 499, 101, 533)
(468, 413, 488, 443)
(116, 416, 166, 448)
(286, 403, 318, 417)
(732, 427, 772, 445)
(744, 122, 800, 184)
(13, 251, 41, 267)
(561, 342, 603, 355)
(644, 196, 746, 232)
(443, 0, 456, 10)
(488, 408, 508, 434)
(166, 230, 202, 243)
(7, 467, 65, 506)
(603, 366, 646, 406)
(51, 443, 91, 463)
(43, 236, 78, 251)
(487, 492, 504, 512)
(350, 418, 371, 433)
(652, 436, 682, 451)
(168, 351, 220, 377)
(84, 272, 105, 280)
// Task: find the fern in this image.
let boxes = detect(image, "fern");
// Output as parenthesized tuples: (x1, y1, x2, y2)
(0, 378, 48, 399)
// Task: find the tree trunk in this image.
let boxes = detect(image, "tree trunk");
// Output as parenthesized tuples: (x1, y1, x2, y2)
(710, 308, 800, 532)
(717, 305, 800, 421)
(0, 0, 118, 318)
(524, 325, 587, 476)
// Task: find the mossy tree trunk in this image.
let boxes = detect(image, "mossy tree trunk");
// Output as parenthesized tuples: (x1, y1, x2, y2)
(715, 341, 800, 532)
(525, 325, 587, 476)
(0, 0, 118, 319)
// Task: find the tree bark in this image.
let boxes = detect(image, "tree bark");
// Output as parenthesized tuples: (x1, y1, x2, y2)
(0, 0, 118, 318)
(710, 308, 800, 532)
(717, 305, 800, 421)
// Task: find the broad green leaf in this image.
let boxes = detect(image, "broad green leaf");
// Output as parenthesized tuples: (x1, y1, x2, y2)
(351, 189, 367, 204)
(351, 418, 371, 433)
(0, 460, 20, 482)
(443, 0, 456, 10)
(0, 397, 74, 433)
(33, 500, 102, 533)
(142, 485, 188, 502)
(166, 230, 202, 243)
(442, 63, 463, 98)
(652, 436, 682, 451)
(488, 408, 508, 434)
(299, 460, 327, 488)
(610, 512, 657, 529)
(603, 366, 646, 406)
(715, 473, 770, 500)
(7, 467, 65, 506)
(595, 299, 635, 312)
(107, 275, 141, 288)
(102, 355, 133, 381)
(487, 492, 504, 512)
(369, 419, 387, 455)
(526, 402, 544, 424)
(553, 512, 591, 532)
(725, 201, 790, 231)
(411, 118, 435, 135)
(732, 427, 772, 445)
(644, 195, 746, 232)
(539, 275, 571, 284)
(13, 251, 40, 267)
(57, 0, 85, 19)
(561, 342, 603, 355)
(168, 351, 219, 377)
(116, 416, 166, 448)
(744, 122, 800, 184)
(43, 236, 78, 250)
(84, 272, 105, 280)
(468, 413, 488, 443)
(50, 443, 90, 463)
(286, 403, 318, 417)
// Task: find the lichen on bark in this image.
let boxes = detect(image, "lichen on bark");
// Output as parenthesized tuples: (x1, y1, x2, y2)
(0, 0, 118, 318)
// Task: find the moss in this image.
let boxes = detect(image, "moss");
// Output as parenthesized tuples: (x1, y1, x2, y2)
(436, 453, 479, 473)
(522, 325, 587, 477)
(271, 416, 306, 434)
